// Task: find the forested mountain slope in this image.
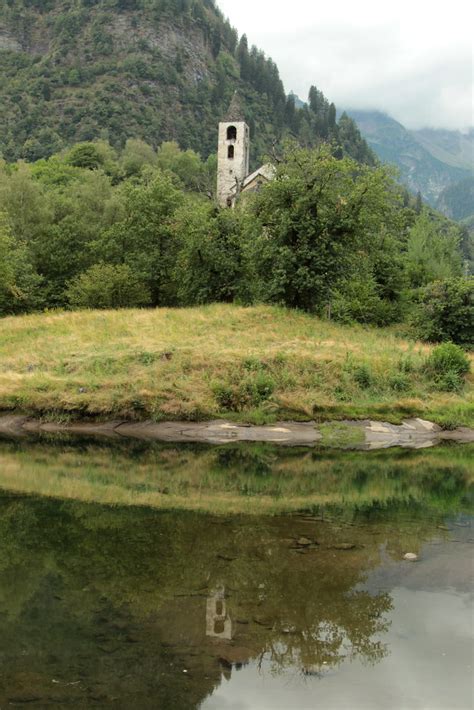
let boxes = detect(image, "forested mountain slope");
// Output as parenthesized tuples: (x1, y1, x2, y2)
(0, 0, 373, 166)
(436, 177, 474, 222)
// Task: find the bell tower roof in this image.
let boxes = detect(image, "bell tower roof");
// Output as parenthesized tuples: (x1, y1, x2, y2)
(223, 91, 246, 123)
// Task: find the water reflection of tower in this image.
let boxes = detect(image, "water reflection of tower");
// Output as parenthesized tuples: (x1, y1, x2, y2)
(206, 585, 233, 640)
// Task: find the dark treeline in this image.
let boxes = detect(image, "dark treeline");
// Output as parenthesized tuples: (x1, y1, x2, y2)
(1, 139, 472, 347)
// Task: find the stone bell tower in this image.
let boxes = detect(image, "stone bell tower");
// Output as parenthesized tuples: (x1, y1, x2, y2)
(217, 92, 250, 207)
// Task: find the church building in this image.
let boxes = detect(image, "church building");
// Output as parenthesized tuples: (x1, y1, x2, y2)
(217, 93, 275, 208)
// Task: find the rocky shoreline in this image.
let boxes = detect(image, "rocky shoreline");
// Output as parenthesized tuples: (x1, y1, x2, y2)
(0, 414, 472, 450)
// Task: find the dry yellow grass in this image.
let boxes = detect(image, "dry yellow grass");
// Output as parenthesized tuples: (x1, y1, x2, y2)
(0, 304, 472, 426)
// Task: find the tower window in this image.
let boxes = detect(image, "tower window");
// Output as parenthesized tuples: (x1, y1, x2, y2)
(227, 125, 237, 140)
(228, 145, 234, 159)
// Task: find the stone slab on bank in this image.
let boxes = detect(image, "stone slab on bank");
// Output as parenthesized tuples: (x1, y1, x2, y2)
(0, 414, 472, 449)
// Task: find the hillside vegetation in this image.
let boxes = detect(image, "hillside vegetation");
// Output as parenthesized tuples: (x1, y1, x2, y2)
(0, 305, 472, 426)
(0, 0, 373, 166)
(437, 177, 474, 222)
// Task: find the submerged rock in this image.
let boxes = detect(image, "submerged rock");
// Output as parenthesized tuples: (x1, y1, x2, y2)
(403, 553, 419, 561)
(290, 536, 319, 551)
(297, 537, 314, 547)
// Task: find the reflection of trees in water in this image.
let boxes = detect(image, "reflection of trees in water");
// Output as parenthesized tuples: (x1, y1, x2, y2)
(248, 592, 391, 676)
(215, 539, 393, 675)
(0, 437, 472, 514)
(206, 580, 391, 678)
(0, 498, 450, 706)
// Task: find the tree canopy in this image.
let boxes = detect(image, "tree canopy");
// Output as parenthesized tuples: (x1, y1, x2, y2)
(0, 139, 470, 344)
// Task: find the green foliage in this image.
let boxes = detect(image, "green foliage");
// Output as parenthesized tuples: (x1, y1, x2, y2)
(0, 134, 467, 322)
(32, 167, 114, 306)
(0, 0, 374, 169)
(155, 141, 214, 193)
(120, 138, 156, 177)
(426, 343, 470, 377)
(212, 370, 275, 412)
(434, 371, 465, 393)
(92, 170, 183, 305)
(337, 112, 376, 164)
(425, 343, 471, 392)
(351, 364, 375, 390)
(413, 277, 474, 346)
(405, 210, 463, 287)
(388, 373, 410, 392)
(66, 143, 105, 169)
(0, 212, 42, 315)
(67, 263, 151, 308)
(0, 161, 51, 242)
(172, 203, 245, 305)
(331, 269, 403, 327)
(247, 144, 402, 313)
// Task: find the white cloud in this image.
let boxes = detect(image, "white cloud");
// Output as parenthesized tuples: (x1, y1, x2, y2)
(216, 0, 474, 130)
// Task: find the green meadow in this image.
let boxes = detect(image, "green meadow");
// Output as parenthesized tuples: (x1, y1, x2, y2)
(0, 305, 472, 427)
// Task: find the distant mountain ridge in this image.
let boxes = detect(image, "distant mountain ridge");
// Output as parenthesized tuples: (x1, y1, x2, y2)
(344, 110, 473, 208)
(412, 127, 474, 172)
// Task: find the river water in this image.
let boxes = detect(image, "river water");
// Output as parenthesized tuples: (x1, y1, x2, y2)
(0, 436, 472, 708)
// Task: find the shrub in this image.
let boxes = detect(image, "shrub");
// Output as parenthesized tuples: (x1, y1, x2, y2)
(435, 372, 464, 393)
(389, 373, 410, 392)
(352, 364, 374, 389)
(243, 356, 264, 371)
(250, 372, 275, 401)
(67, 263, 151, 309)
(425, 343, 470, 392)
(213, 383, 237, 410)
(136, 351, 159, 366)
(0, 213, 43, 315)
(412, 277, 474, 347)
(426, 343, 470, 378)
(66, 142, 104, 169)
(331, 276, 401, 326)
(212, 373, 275, 412)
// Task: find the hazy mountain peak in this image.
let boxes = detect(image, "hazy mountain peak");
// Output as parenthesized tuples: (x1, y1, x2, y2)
(345, 109, 473, 208)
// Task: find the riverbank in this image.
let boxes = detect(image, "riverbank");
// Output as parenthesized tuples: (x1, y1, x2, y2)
(1, 414, 473, 449)
(1, 305, 472, 427)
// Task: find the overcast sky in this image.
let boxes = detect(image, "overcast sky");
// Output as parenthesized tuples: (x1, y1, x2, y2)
(217, 0, 473, 131)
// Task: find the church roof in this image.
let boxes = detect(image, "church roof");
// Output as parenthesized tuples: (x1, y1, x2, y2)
(229, 164, 276, 194)
(242, 164, 276, 187)
(223, 91, 246, 122)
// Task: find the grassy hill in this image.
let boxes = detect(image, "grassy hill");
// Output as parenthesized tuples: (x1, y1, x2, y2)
(0, 305, 472, 426)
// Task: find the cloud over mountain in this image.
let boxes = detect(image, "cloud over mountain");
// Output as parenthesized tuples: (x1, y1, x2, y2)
(218, 0, 473, 131)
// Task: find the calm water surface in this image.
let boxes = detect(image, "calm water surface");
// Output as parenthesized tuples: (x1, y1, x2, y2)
(0, 437, 472, 709)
